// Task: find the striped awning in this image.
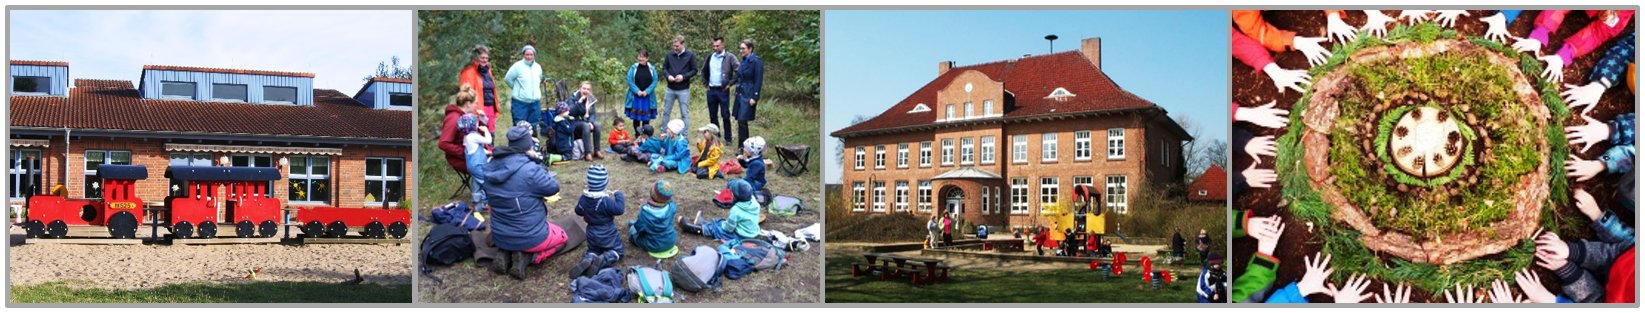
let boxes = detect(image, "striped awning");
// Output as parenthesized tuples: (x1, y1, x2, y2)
(164, 143, 342, 156)
(9, 139, 50, 148)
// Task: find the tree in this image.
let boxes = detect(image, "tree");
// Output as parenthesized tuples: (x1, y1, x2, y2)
(1201, 139, 1228, 171)
(363, 56, 412, 82)
(834, 115, 873, 166)
(1174, 113, 1212, 182)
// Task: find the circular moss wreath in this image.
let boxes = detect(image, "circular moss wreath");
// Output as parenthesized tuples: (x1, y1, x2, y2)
(1274, 23, 1573, 291)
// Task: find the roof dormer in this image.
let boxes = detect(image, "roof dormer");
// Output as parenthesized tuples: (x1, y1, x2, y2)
(935, 70, 1004, 122)
(354, 77, 413, 110)
(137, 65, 315, 105)
(10, 60, 69, 97)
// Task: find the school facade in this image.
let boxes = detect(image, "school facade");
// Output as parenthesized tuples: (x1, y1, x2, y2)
(8, 60, 414, 217)
(830, 38, 1192, 231)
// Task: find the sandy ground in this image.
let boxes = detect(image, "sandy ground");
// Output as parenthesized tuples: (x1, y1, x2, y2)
(7, 227, 413, 290)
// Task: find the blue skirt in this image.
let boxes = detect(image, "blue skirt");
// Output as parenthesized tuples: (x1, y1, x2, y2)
(625, 93, 656, 122)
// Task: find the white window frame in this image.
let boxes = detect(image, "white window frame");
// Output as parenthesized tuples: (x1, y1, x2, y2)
(940, 139, 955, 166)
(919, 141, 932, 167)
(1040, 177, 1060, 207)
(983, 100, 994, 116)
(854, 146, 865, 170)
(917, 181, 933, 213)
(1107, 128, 1125, 159)
(364, 157, 405, 206)
(230, 154, 276, 199)
(945, 105, 955, 120)
(895, 181, 909, 212)
(288, 155, 331, 205)
(981, 187, 992, 214)
(994, 187, 1003, 215)
(980, 136, 996, 164)
(960, 137, 974, 165)
(1041, 133, 1058, 163)
(896, 143, 909, 168)
(1106, 175, 1128, 214)
(83, 150, 132, 198)
(874, 145, 886, 169)
(852, 182, 866, 212)
(1012, 135, 1028, 164)
(1074, 130, 1092, 161)
(1010, 178, 1030, 214)
(1074, 176, 1095, 189)
(872, 181, 887, 213)
(964, 102, 974, 117)
(9, 149, 43, 200)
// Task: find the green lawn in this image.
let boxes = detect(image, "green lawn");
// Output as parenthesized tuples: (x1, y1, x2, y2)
(824, 256, 1204, 303)
(10, 280, 411, 303)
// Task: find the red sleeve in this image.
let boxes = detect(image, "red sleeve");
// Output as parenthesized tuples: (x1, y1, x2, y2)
(1231, 103, 1240, 121)
(1323, 10, 1345, 18)
(438, 111, 464, 159)
(1232, 10, 1296, 52)
(1231, 28, 1277, 70)
(1556, 10, 1635, 63)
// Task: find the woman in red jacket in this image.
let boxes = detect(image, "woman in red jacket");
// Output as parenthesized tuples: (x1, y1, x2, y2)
(460, 44, 501, 133)
(439, 85, 481, 174)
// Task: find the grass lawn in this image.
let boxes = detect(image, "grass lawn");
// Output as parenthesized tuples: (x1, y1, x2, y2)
(10, 280, 411, 303)
(416, 83, 822, 303)
(824, 256, 1204, 303)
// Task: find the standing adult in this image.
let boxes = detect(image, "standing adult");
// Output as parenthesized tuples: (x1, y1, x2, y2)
(701, 37, 739, 143)
(661, 35, 697, 128)
(568, 81, 604, 160)
(460, 44, 500, 133)
(1172, 228, 1187, 261)
(940, 210, 953, 248)
(1196, 229, 1213, 265)
(504, 45, 544, 130)
(625, 48, 659, 133)
(732, 39, 764, 150)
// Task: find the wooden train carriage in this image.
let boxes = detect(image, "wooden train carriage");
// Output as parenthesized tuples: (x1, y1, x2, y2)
(22, 164, 148, 239)
(163, 166, 282, 239)
(293, 206, 411, 239)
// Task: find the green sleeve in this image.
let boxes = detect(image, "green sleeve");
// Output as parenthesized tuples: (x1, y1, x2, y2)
(1232, 209, 1252, 239)
(1232, 252, 1280, 302)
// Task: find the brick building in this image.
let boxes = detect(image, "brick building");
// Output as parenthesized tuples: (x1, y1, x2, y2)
(8, 61, 413, 219)
(831, 38, 1192, 232)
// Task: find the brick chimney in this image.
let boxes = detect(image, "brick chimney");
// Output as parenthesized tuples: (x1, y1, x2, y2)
(938, 61, 954, 75)
(1081, 37, 1102, 69)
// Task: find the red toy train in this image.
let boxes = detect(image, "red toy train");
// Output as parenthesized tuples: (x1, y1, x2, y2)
(21, 165, 409, 240)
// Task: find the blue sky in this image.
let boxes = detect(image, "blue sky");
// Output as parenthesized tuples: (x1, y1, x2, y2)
(8, 10, 411, 93)
(823, 10, 1230, 184)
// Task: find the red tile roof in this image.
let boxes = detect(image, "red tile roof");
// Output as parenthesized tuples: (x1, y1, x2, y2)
(368, 77, 412, 84)
(10, 60, 68, 67)
(832, 51, 1176, 137)
(9, 79, 410, 140)
(143, 65, 315, 78)
(1187, 164, 1227, 202)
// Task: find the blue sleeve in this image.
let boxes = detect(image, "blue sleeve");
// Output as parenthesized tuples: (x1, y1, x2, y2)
(1557, 295, 1572, 303)
(750, 58, 763, 100)
(1264, 282, 1309, 303)
(1588, 32, 1635, 87)
(626, 65, 641, 97)
(526, 167, 561, 199)
(1500, 10, 1522, 22)
(746, 159, 767, 190)
(1592, 211, 1637, 244)
(605, 191, 627, 216)
(646, 67, 659, 95)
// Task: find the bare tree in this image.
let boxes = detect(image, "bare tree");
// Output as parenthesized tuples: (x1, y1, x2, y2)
(1201, 139, 1228, 170)
(1175, 113, 1212, 180)
(363, 56, 412, 82)
(834, 115, 873, 166)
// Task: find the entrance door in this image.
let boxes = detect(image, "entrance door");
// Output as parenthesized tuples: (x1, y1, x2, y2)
(944, 188, 965, 218)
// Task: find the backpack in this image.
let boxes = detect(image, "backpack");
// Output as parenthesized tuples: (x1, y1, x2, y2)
(669, 245, 724, 293)
(419, 223, 475, 283)
(420, 201, 487, 231)
(767, 195, 805, 217)
(718, 159, 743, 175)
(718, 238, 787, 279)
(625, 266, 675, 303)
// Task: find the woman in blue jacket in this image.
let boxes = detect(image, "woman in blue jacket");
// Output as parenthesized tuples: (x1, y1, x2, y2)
(732, 39, 763, 150)
(626, 48, 660, 133)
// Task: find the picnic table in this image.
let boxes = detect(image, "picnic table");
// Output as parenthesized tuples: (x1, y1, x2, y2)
(851, 252, 950, 285)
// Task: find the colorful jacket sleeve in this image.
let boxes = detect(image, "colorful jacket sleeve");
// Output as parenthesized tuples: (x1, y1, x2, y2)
(1590, 32, 1636, 87)
(1232, 10, 1296, 52)
(1601, 113, 1635, 175)
(1263, 282, 1309, 303)
(626, 64, 641, 103)
(1554, 239, 1631, 303)
(1500, 10, 1523, 22)
(1590, 211, 1636, 244)
(696, 143, 722, 169)
(1233, 252, 1281, 302)
(1555, 11, 1636, 64)
(668, 137, 693, 174)
(1530, 10, 1572, 45)
(1231, 28, 1277, 70)
(1233, 209, 1253, 239)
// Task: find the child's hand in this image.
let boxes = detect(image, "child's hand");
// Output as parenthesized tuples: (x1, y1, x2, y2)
(1533, 232, 1569, 270)
(1375, 283, 1412, 303)
(1325, 11, 1358, 43)
(1515, 268, 1558, 303)
(1564, 113, 1609, 153)
(1489, 279, 1524, 303)
(1298, 252, 1334, 296)
(1262, 63, 1312, 94)
(1573, 189, 1603, 221)
(1326, 273, 1374, 303)
(1252, 216, 1285, 256)
(1443, 283, 1479, 303)
(1564, 155, 1604, 182)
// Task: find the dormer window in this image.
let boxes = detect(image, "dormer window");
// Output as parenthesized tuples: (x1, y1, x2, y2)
(160, 81, 196, 100)
(264, 86, 298, 104)
(212, 83, 248, 102)
(389, 92, 413, 107)
(12, 76, 49, 94)
(1046, 87, 1075, 99)
(908, 103, 931, 113)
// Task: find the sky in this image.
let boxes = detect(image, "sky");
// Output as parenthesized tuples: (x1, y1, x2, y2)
(8, 10, 412, 93)
(823, 10, 1230, 184)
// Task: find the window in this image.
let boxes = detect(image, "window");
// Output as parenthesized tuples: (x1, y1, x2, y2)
(1161, 140, 1170, 166)
(984, 100, 994, 116)
(1040, 177, 1060, 207)
(1041, 133, 1058, 162)
(1074, 176, 1094, 203)
(945, 105, 955, 120)
(909, 103, 931, 113)
(896, 143, 909, 168)
(365, 157, 405, 205)
(1106, 175, 1128, 214)
(895, 181, 909, 212)
(161, 81, 195, 99)
(1010, 178, 1029, 214)
(874, 145, 886, 169)
(389, 92, 413, 107)
(1075, 130, 1092, 160)
(168, 152, 213, 197)
(872, 181, 887, 212)
(919, 142, 932, 167)
(13, 76, 50, 93)
(981, 187, 991, 214)
(289, 156, 331, 203)
(853, 146, 864, 170)
(1012, 135, 1028, 163)
(212, 83, 248, 102)
(995, 187, 1003, 215)
(9, 149, 42, 199)
(940, 139, 955, 166)
(231, 155, 276, 198)
(1108, 128, 1125, 159)
(1048, 87, 1075, 98)
(83, 150, 132, 198)
(981, 136, 996, 164)
(960, 138, 974, 165)
(964, 102, 974, 117)
(917, 181, 933, 213)
(264, 86, 298, 103)
(851, 182, 865, 212)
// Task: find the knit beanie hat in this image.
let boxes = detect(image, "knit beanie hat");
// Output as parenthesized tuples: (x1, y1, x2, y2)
(649, 179, 674, 207)
(667, 119, 686, 136)
(586, 164, 609, 192)
(457, 113, 478, 134)
(506, 125, 534, 151)
(743, 136, 766, 156)
(729, 179, 753, 202)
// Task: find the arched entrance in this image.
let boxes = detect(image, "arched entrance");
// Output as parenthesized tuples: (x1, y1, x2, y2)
(942, 187, 965, 218)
